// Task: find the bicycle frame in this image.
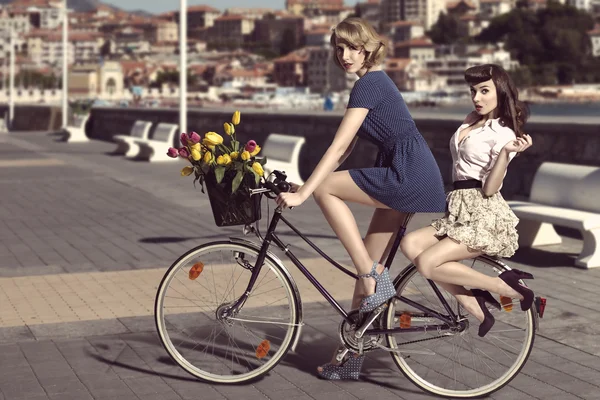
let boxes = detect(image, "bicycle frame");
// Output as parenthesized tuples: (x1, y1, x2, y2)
(231, 207, 459, 335)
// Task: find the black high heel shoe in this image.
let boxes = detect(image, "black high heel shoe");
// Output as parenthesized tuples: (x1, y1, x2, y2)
(471, 289, 501, 337)
(498, 269, 535, 311)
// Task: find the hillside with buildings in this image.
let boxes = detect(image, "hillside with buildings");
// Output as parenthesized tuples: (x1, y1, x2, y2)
(0, 0, 599, 108)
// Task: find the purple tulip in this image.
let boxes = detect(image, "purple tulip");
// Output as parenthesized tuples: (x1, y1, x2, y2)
(245, 140, 257, 153)
(179, 147, 190, 158)
(189, 131, 201, 144)
(167, 147, 179, 158)
(180, 132, 189, 146)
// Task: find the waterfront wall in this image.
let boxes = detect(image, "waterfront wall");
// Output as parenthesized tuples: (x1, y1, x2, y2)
(5, 103, 600, 200)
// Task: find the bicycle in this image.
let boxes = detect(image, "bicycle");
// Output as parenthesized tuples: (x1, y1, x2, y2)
(154, 170, 546, 398)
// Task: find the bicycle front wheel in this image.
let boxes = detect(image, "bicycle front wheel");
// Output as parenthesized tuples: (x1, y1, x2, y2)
(384, 257, 536, 398)
(155, 241, 301, 383)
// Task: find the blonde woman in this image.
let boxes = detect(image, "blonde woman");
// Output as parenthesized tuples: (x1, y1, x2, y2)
(275, 18, 447, 380)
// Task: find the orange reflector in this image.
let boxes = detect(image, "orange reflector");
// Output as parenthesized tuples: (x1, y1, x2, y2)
(399, 312, 411, 328)
(536, 297, 547, 318)
(256, 340, 270, 359)
(189, 262, 204, 280)
(500, 296, 513, 312)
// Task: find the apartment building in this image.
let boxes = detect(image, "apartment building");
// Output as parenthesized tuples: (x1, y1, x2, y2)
(306, 46, 351, 93)
(286, 0, 345, 15)
(26, 29, 103, 65)
(253, 13, 304, 55)
(273, 48, 309, 86)
(210, 15, 256, 49)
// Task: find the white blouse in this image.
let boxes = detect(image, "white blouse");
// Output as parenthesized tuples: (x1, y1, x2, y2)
(450, 118, 517, 186)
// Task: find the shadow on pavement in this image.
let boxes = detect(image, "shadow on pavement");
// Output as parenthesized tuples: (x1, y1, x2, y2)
(511, 246, 578, 268)
(85, 326, 424, 396)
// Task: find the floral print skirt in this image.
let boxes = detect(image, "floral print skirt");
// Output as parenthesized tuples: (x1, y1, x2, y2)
(431, 188, 519, 258)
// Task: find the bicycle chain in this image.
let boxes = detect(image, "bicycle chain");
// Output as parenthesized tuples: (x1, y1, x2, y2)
(395, 333, 451, 347)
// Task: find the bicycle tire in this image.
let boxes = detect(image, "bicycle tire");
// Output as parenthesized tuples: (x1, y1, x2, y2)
(154, 241, 301, 383)
(384, 257, 536, 398)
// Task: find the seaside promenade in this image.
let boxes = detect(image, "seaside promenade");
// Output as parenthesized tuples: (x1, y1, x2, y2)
(1, 129, 600, 400)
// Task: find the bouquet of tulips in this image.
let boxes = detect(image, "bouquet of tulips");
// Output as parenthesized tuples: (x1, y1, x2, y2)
(167, 111, 266, 194)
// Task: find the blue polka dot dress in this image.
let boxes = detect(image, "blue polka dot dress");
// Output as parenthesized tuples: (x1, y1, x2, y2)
(348, 71, 446, 213)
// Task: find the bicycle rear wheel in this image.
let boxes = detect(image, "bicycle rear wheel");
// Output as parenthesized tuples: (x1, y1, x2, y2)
(155, 241, 301, 383)
(384, 257, 536, 398)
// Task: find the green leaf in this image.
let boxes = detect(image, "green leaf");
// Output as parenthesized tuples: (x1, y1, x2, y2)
(215, 166, 226, 183)
(257, 156, 267, 166)
(232, 140, 239, 152)
(232, 170, 243, 193)
(254, 170, 261, 185)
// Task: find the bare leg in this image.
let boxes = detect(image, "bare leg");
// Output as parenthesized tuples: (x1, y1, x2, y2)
(312, 173, 405, 367)
(312, 171, 393, 298)
(401, 227, 476, 311)
(415, 238, 524, 301)
(402, 227, 504, 322)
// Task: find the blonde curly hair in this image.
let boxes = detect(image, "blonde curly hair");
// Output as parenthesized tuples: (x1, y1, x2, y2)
(329, 17, 387, 70)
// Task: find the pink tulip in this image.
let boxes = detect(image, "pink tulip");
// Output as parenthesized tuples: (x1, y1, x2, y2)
(167, 147, 179, 158)
(245, 140, 257, 153)
(180, 132, 189, 146)
(189, 131, 201, 144)
(179, 147, 190, 158)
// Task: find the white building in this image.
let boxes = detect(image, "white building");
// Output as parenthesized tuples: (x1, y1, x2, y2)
(381, 0, 446, 31)
(425, 47, 518, 90)
(26, 29, 103, 66)
(568, 0, 592, 10)
(479, 0, 512, 19)
(589, 25, 600, 57)
(0, 9, 32, 35)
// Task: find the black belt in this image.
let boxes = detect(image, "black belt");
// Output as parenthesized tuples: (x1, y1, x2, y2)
(453, 179, 482, 190)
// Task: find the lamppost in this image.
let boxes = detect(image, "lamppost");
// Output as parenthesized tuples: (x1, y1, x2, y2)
(61, 0, 68, 128)
(179, 0, 187, 134)
(8, 27, 15, 128)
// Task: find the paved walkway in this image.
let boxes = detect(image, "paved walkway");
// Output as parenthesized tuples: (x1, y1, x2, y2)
(0, 130, 599, 400)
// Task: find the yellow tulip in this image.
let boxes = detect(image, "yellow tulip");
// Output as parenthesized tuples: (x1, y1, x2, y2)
(216, 155, 225, 165)
(222, 154, 232, 165)
(203, 151, 213, 163)
(232, 110, 241, 125)
(252, 162, 264, 176)
(250, 145, 261, 157)
(223, 122, 234, 135)
(241, 151, 251, 161)
(190, 148, 201, 161)
(190, 142, 201, 151)
(230, 151, 239, 160)
(181, 166, 194, 176)
(203, 132, 223, 146)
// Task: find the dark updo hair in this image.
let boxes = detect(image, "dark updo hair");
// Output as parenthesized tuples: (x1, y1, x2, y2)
(464, 64, 529, 138)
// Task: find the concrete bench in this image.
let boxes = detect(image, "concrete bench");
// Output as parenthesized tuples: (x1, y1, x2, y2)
(508, 162, 600, 268)
(113, 120, 152, 157)
(262, 133, 305, 184)
(135, 123, 179, 162)
(65, 114, 89, 142)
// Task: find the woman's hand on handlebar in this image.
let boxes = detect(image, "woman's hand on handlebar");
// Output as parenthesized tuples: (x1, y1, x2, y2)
(275, 190, 308, 209)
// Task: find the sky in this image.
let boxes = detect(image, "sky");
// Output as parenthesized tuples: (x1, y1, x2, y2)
(101, 0, 362, 14)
